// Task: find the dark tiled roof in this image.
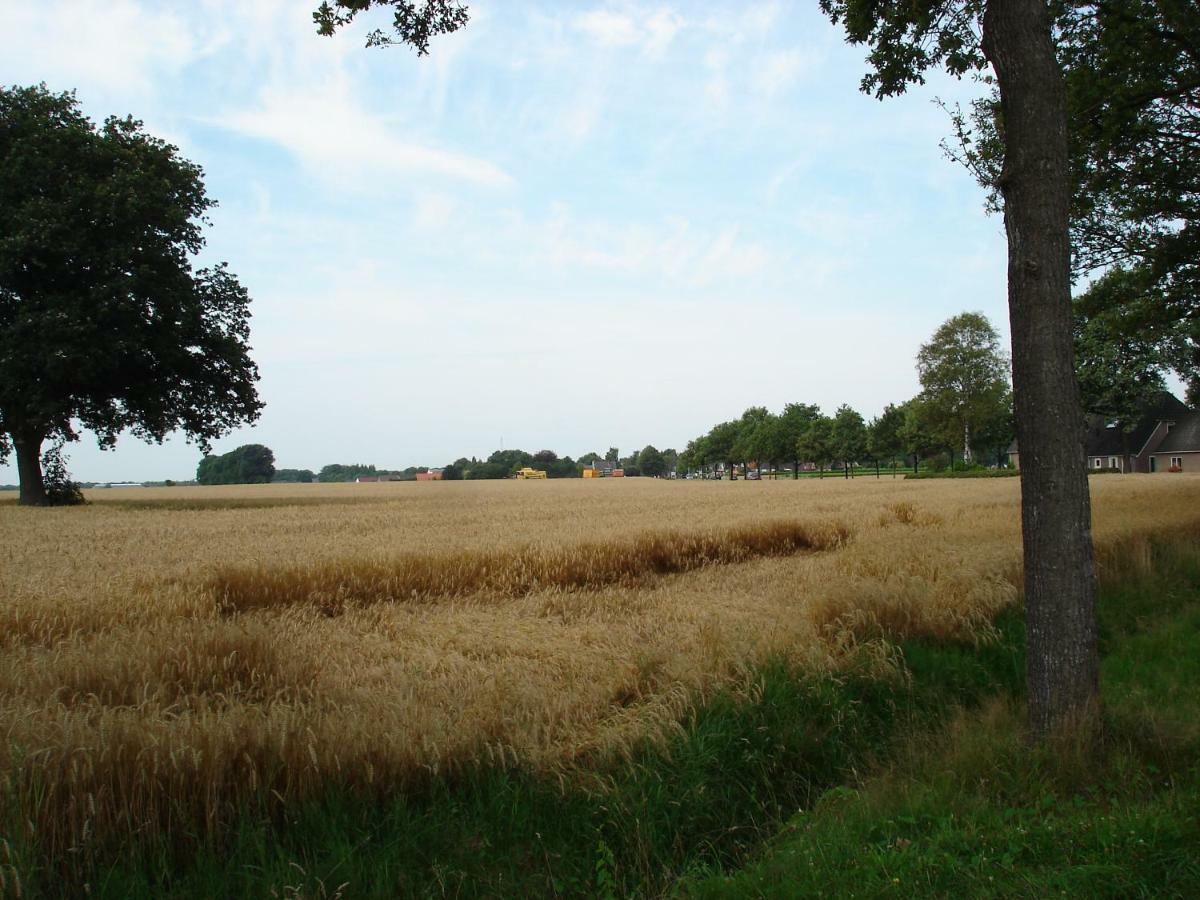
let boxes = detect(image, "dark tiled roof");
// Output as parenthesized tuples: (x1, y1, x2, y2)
(1083, 392, 1190, 457)
(1156, 409, 1200, 453)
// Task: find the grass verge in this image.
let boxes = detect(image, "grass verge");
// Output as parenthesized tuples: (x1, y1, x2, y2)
(683, 534, 1200, 898)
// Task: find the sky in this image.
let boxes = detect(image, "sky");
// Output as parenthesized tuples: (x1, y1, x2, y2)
(1, 0, 1012, 482)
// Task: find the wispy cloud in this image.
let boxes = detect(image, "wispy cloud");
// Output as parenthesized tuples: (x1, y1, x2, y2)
(534, 206, 771, 288)
(752, 49, 817, 96)
(0, 0, 199, 97)
(574, 4, 684, 58)
(218, 81, 514, 189)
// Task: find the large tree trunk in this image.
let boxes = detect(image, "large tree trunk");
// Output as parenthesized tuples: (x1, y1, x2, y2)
(14, 431, 47, 506)
(982, 0, 1100, 738)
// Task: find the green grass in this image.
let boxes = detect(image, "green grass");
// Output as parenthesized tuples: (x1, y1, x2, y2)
(683, 536, 1200, 898)
(9, 539, 1199, 898)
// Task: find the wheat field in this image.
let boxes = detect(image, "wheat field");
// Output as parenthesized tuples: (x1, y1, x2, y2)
(2, 475, 1198, 872)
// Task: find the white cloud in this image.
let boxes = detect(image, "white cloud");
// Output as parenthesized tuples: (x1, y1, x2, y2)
(703, 47, 730, 111)
(573, 5, 683, 58)
(575, 9, 641, 47)
(752, 49, 815, 96)
(410, 192, 457, 231)
(218, 81, 514, 189)
(0, 0, 199, 97)
(643, 9, 684, 57)
(534, 206, 771, 288)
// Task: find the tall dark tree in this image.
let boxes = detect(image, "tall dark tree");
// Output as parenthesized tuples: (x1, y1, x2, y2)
(637, 445, 667, 478)
(821, 0, 1101, 735)
(796, 415, 835, 477)
(779, 402, 822, 478)
(867, 402, 906, 468)
(898, 398, 941, 472)
(830, 404, 868, 475)
(0, 85, 262, 506)
(1074, 267, 1176, 423)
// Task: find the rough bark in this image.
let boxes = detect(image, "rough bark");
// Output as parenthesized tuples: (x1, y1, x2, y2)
(13, 432, 47, 506)
(982, 0, 1101, 737)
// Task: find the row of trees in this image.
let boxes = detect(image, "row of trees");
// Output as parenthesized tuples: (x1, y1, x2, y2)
(445, 445, 678, 480)
(678, 313, 1014, 477)
(189, 446, 681, 486)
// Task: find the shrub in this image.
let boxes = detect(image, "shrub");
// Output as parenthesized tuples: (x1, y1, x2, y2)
(41, 442, 85, 506)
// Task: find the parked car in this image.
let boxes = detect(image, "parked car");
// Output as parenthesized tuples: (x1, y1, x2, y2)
(746, 470, 761, 480)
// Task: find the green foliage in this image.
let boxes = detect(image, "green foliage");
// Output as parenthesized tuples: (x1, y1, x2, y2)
(1075, 267, 1176, 422)
(464, 461, 510, 480)
(196, 444, 275, 485)
(272, 468, 314, 483)
(830, 404, 868, 467)
(817, 0, 986, 99)
(318, 463, 377, 482)
(916, 312, 1012, 464)
(796, 415, 834, 472)
(40, 440, 85, 506)
(778, 403, 821, 469)
(0, 84, 261, 502)
(313, 0, 470, 54)
(946, 3, 1200, 401)
(867, 402, 905, 462)
(637, 444, 667, 477)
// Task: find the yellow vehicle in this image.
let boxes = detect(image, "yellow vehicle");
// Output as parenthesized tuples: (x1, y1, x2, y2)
(515, 467, 547, 480)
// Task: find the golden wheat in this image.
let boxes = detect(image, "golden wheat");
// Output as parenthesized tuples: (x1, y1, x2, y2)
(2, 474, 1199, 870)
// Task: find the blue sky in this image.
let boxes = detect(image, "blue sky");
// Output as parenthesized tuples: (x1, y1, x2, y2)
(1, 0, 1010, 481)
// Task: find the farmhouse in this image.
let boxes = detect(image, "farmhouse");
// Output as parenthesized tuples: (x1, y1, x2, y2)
(416, 469, 443, 481)
(1009, 392, 1200, 472)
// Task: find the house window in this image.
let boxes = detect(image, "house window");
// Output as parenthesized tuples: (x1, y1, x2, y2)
(1092, 458, 1102, 469)
(1108, 457, 1119, 470)
(1171, 456, 1183, 469)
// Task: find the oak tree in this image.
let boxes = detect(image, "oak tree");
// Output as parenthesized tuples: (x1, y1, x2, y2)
(0, 85, 262, 506)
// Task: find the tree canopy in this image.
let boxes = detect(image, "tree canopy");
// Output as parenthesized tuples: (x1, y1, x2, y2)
(314, 0, 468, 52)
(946, 1, 1200, 402)
(0, 85, 262, 505)
(197, 444, 275, 485)
(916, 312, 1012, 463)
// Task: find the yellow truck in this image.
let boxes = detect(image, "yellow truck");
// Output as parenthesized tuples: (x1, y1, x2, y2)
(515, 467, 547, 480)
